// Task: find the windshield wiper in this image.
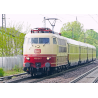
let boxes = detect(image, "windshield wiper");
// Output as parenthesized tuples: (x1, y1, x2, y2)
(43, 42, 48, 46)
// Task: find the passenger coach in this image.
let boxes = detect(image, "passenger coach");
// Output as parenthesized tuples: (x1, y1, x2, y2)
(23, 28, 96, 76)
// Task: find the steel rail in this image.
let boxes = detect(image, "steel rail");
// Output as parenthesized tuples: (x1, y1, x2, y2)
(70, 66, 98, 83)
(0, 61, 96, 83)
(93, 77, 98, 83)
(29, 61, 97, 83)
(0, 72, 27, 82)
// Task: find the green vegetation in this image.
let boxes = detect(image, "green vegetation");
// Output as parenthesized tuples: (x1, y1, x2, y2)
(0, 27, 26, 56)
(60, 21, 98, 57)
(0, 27, 26, 77)
(0, 65, 24, 77)
(4, 66, 24, 77)
(0, 68, 4, 77)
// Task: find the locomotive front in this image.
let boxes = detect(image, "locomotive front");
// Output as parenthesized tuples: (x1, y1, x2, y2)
(23, 28, 57, 76)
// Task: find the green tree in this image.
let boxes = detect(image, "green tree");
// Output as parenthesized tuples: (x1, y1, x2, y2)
(60, 21, 84, 40)
(60, 21, 98, 57)
(0, 27, 26, 56)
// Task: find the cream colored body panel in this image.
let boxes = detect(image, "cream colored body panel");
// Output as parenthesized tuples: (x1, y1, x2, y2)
(23, 33, 96, 68)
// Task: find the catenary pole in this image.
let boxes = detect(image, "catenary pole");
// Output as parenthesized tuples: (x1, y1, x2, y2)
(2, 14, 6, 68)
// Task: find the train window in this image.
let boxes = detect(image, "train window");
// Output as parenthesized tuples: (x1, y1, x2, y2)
(30, 38, 38, 44)
(53, 38, 57, 44)
(59, 46, 66, 52)
(60, 39, 63, 45)
(39, 38, 49, 44)
(63, 40, 66, 46)
(58, 39, 61, 45)
(57, 39, 66, 46)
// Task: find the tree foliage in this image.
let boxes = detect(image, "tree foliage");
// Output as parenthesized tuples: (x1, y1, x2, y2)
(60, 21, 84, 40)
(0, 68, 4, 77)
(60, 21, 98, 57)
(0, 27, 26, 57)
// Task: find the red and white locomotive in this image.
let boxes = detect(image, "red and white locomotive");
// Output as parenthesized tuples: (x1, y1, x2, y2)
(23, 28, 96, 76)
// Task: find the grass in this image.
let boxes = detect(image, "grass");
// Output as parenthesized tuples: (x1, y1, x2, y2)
(0, 65, 25, 77)
(4, 68, 24, 76)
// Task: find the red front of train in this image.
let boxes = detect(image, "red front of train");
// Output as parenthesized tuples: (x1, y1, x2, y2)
(23, 28, 57, 75)
(23, 54, 56, 74)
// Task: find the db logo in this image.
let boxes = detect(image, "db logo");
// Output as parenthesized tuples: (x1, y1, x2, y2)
(34, 49, 41, 54)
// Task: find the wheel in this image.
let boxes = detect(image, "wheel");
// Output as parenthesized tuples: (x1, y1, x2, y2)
(57, 67, 60, 73)
(46, 71, 51, 76)
(66, 64, 70, 69)
(60, 66, 63, 72)
(31, 73, 34, 77)
(63, 65, 66, 70)
(27, 71, 30, 74)
(78, 61, 81, 65)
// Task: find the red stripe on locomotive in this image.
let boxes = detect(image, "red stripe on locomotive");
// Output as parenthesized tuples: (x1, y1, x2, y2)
(23, 54, 56, 68)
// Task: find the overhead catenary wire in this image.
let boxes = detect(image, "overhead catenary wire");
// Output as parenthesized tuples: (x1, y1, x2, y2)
(88, 14, 98, 24)
(39, 14, 98, 33)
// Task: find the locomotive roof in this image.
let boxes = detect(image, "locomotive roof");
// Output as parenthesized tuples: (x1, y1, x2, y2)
(25, 33, 54, 37)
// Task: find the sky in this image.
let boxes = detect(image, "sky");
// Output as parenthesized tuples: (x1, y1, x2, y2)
(0, 14, 98, 34)
(0, 0, 98, 34)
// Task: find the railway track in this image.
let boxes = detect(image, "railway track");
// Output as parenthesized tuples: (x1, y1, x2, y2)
(70, 65, 98, 83)
(0, 60, 97, 83)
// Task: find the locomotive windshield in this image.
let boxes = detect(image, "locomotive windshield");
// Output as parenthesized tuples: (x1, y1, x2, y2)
(31, 38, 38, 44)
(39, 38, 49, 44)
(28, 38, 49, 44)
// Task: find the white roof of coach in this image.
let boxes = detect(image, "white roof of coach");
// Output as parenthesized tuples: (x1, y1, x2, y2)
(87, 44, 96, 49)
(87, 44, 92, 48)
(92, 45, 96, 49)
(78, 41, 87, 47)
(65, 38, 79, 46)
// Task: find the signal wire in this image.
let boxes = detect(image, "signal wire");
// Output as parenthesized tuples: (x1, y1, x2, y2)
(88, 14, 98, 24)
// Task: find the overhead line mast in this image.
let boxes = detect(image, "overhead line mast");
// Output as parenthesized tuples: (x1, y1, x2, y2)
(1, 14, 6, 69)
(2, 14, 6, 31)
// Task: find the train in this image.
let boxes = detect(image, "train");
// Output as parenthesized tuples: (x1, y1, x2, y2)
(23, 27, 96, 76)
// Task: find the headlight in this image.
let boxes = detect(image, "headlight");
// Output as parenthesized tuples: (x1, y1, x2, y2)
(47, 57, 51, 60)
(26, 57, 30, 60)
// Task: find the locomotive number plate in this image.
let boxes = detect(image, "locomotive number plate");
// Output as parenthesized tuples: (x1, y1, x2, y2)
(34, 49, 41, 54)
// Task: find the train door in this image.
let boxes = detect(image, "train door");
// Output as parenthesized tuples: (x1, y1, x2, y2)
(51, 37, 57, 67)
(57, 38, 60, 66)
(67, 43, 70, 64)
(79, 46, 81, 63)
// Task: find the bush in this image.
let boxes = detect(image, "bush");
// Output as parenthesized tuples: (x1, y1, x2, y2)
(13, 65, 19, 72)
(0, 68, 4, 77)
(13, 65, 23, 72)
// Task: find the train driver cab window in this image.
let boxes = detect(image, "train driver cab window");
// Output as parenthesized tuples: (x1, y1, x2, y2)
(28, 38, 38, 44)
(31, 38, 38, 44)
(53, 38, 57, 44)
(39, 38, 49, 44)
